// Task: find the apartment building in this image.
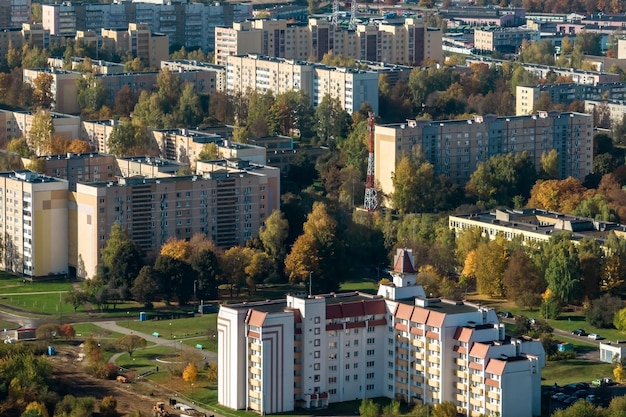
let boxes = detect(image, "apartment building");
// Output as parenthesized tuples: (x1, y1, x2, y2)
(449, 208, 626, 248)
(81, 119, 122, 153)
(23, 68, 82, 114)
(0, 171, 68, 277)
(226, 54, 379, 114)
(467, 57, 621, 85)
(74, 159, 279, 278)
(42, 1, 252, 52)
(0, 108, 81, 148)
(0, 0, 31, 28)
(439, 6, 526, 27)
(516, 82, 626, 115)
(218, 248, 544, 416)
(585, 99, 626, 126)
(21, 23, 50, 51)
(116, 156, 188, 178)
(374, 111, 593, 201)
(473, 27, 539, 53)
(161, 60, 226, 92)
(214, 17, 442, 66)
(38, 152, 117, 192)
(101, 23, 169, 68)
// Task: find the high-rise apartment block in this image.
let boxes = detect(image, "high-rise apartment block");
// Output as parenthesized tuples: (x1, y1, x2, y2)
(0, 0, 31, 28)
(226, 54, 380, 114)
(42, 1, 252, 52)
(74, 159, 279, 278)
(375, 111, 593, 202)
(101, 23, 169, 68)
(215, 17, 442, 66)
(0, 171, 68, 277)
(218, 248, 544, 417)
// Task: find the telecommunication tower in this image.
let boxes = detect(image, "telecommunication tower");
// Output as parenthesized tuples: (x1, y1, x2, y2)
(348, 0, 357, 30)
(363, 112, 377, 212)
(332, 0, 339, 26)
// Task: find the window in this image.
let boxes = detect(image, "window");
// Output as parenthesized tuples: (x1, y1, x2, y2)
(346, 364, 350, 370)
(367, 338, 375, 344)
(314, 374, 320, 382)
(314, 363, 320, 370)
(314, 317, 320, 324)
(367, 361, 374, 367)
(367, 373, 375, 379)
(367, 384, 374, 390)
(314, 328, 320, 335)
(314, 351, 320, 358)
(314, 339, 320, 346)
(329, 377, 337, 383)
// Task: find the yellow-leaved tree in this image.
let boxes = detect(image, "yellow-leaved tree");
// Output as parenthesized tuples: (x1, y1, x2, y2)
(160, 237, 191, 261)
(182, 362, 198, 385)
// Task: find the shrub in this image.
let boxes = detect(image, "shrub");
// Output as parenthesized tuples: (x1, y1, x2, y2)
(99, 395, 117, 417)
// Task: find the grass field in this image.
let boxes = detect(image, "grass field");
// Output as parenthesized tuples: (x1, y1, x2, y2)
(73, 322, 126, 341)
(125, 314, 217, 340)
(541, 359, 614, 386)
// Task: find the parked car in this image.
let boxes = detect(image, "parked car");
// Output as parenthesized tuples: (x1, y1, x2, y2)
(499, 312, 513, 318)
(563, 396, 578, 404)
(586, 394, 597, 403)
(588, 333, 601, 340)
(574, 390, 588, 398)
(552, 392, 568, 401)
(572, 329, 587, 336)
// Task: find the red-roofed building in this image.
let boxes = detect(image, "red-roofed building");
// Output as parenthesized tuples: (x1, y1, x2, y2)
(218, 248, 545, 416)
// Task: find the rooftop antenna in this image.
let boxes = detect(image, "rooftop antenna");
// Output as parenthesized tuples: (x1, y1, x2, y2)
(363, 112, 377, 212)
(348, 0, 357, 30)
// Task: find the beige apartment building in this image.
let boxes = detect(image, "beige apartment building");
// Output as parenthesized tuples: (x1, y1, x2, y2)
(116, 156, 189, 178)
(101, 23, 169, 67)
(0, 108, 81, 148)
(375, 111, 593, 205)
(73, 159, 280, 278)
(81, 119, 122, 153)
(473, 27, 539, 53)
(215, 17, 442, 66)
(23, 68, 82, 114)
(161, 60, 227, 92)
(0, 171, 68, 277)
(226, 54, 380, 113)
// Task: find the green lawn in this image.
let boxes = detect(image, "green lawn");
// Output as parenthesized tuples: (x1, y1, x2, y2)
(2, 292, 79, 315)
(116, 345, 183, 375)
(124, 314, 217, 340)
(181, 336, 217, 352)
(340, 279, 378, 293)
(0, 276, 73, 294)
(73, 322, 126, 341)
(541, 359, 614, 386)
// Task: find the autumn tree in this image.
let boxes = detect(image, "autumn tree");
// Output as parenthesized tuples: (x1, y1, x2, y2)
(359, 398, 380, 417)
(58, 324, 76, 339)
(7, 137, 32, 157)
(32, 73, 54, 109)
(182, 362, 198, 385)
(614, 307, 626, 332)
(527, 177, 591, 213)
(99, 396, 118, 417)
(29, 109, 54, 155)
(36, 323, 60, 343)
(545, 237, 582, 304)
(540, 149, 559, 179)
(601, 233, 626, 294)
(77, 74, 107, 117)
(431, 402, 458, 417)
(197, 143, 221, 161)
(578, 238, 603, 300)
(190, 247, 221, 300)
(221, 246, 255, 297)
(474, 236, 508, 297)
(114, 334, 147, 358)
(23, 401, 49, 417)
(160, 237, 191, 260)
(503, 249, 544, 309)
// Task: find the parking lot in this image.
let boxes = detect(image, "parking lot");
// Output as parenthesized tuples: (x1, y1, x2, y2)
(544, 382, 626, 413)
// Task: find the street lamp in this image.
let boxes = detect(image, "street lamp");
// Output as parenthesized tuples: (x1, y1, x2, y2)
(308, 271, 313, 297)
(169, 322, 172, 339)
(126, 311, 129, 329)
(194, 280, 198, 303)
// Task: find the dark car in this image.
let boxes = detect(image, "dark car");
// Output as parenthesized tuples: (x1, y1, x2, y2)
(575, 390, 588, 398)
(572, 329, 587, 336)
(499, 312, 513, 318)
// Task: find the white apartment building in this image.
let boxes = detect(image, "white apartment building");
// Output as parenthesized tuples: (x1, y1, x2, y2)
(218, 248, 545, 417)
(226, 54, 379, 114)
(0, 171, 68, 277)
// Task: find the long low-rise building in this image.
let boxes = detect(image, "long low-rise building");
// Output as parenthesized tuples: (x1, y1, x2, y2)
(448, 208, 626, 247)
(374, 111, 593, 204)
(0, 108, 81, 147)
(218, 248, 545, 416)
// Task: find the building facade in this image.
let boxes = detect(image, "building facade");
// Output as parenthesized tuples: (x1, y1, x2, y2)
(0, 171, 68, 277)
(74, 160, 279, 278)
(516, 82, 626, 115)
(226, 54, 380, 114)
(215, 17, 442, 67)
(374, 111, 593, 202)
(101, 23, 169, 68)
(0, 108, 81, 147)
(218, 248, 544, 416)
(42, 1, 252, 52)
(473, 27, 539, 53)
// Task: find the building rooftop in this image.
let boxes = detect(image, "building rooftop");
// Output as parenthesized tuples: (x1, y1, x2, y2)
(3, 170, 62, 183)
(118, 156, 186, 167)
(397, 298, 482, 315)
(44, 152, 112, 160)
(84, 119, 123, 126)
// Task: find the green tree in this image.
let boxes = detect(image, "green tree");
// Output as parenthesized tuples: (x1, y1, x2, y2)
(177, 82, 203, 127)
(114, 334, 147, 358)
(540, 149, 559, 179)
(36, 323, 60, 343)
(431, 402, 457, 417)
(22, 401, 49, 417)
(466, 152, 537, 207)
(63, 289, 85, 312)
(314, 94, 351, 145)
(359, 398, 380, 417)
(99, 396, 117, 417)
(99, 222, 144, 288)
(221, 246, 255, 297)
(131, 265, 159, 304)
(190, 247, 221, 300)
(259, 210, 289, 275)
(551, 397, 600, 417)
(153, 255, 194, 305)
(77, 74, 107, 115)
(545, 238, 582, 304)
(578, 238, 603, 300)
(586, 294, 622, 328)
(518, 39, 556, 66)
(614, 307, 626, 332)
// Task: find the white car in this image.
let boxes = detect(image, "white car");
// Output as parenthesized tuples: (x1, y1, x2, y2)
(588, 333, 601, 340)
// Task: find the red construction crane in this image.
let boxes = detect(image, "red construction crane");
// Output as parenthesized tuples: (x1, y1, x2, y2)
(363, 112, 377, 212)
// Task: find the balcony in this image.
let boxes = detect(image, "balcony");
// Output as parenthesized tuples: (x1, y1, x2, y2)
(427, 367, 440, 377)
(470, 386, 484, 395)
(427, 379, 439, 389)
(486, 402, 500, 412)
(396, 347, 408, 356)
(469, 397, 482, 407)
(249, 378, 261, 387)
(397, 336, 409, 344)
(249, 342, 261, 351)
(248, 390, 261, 400)
(250, 354, 261, 362)
(413, 352, 424, 360)
(470, 374, 483, 383)
(427, 343, 440, 352)
(428, 355, 440, 364)
(414, 363, 424, 372)
(456, 358, 467, 367)
(456, 393, 466, 403)
(412, 339, 424, 348)
(455, 370, 467, 379)
(487, 391, 500, 400)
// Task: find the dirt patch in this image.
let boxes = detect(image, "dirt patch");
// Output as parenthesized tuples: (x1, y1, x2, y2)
(48, 345, 177, 417)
